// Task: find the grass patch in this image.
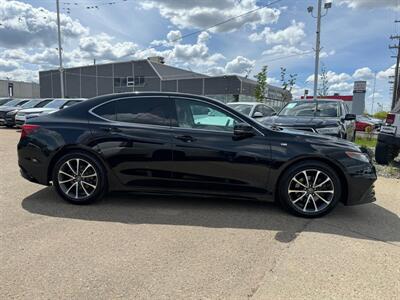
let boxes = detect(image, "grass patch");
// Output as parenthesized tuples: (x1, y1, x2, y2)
(355, 136, 377, 148)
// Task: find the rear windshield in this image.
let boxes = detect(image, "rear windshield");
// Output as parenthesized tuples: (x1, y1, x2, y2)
(279, 101, 339, 117)
(44, 99, 68, 109)
(21, 100, 40, 109)
(2, 99, 22, 107)
(227, 104, 252, 115)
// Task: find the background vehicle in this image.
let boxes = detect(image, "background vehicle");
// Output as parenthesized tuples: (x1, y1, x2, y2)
(4, 99, 53, 127)
(356, 115, 382, 132)
(0, 99, 30, 127)
(227, 102, 276, 119)
(259, 100, 356, 141)
(0, 98, 13, 107)
(375, 102, 400, 165)
(18, 92, 376, 218)
(15, 98, 86, 127)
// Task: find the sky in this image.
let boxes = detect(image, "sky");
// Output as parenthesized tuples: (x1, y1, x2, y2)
(0, 0, 399, 112)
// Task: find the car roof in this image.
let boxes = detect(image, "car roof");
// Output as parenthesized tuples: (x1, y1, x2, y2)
(292, 99, 344, 103)
(227, 102, 259, 105)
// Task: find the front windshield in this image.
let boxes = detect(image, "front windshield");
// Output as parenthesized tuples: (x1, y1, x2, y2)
(279, 101, 339, 117)
(44, 99, 67, 109)
(227, 104, 252, 115)
(21, 100, 40, 109)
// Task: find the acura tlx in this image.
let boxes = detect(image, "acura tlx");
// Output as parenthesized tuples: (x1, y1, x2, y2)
(17, 92, 377, 218)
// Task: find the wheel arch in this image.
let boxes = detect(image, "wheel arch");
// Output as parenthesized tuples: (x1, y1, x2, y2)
(273, 156, 349, 205)
(47, 145, 109, 184)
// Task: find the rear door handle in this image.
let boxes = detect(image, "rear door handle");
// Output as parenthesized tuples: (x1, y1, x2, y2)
(174, 135, 196, 142)
(99, 127, 122, 133)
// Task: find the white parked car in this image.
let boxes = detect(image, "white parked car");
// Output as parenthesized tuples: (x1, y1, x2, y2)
(375, 101, 400, 164)
(227, 102, 276, 119)
(15, 98, 86, 127)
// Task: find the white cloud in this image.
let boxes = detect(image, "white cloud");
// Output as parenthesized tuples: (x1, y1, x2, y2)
(353, 67, 375, 80)
(0, 58, 19, 72)
(337, 0, 399, 10)
(328, 82, 354, 94)
(225, 56, 255, 74)
(377, 64, 395, 80)
(262, 45, 310, 57)
(320, 50, 336, 58)
(140, 0, 280, 32)
(249, 20, 306, 45)
(0, 0, 88, 48)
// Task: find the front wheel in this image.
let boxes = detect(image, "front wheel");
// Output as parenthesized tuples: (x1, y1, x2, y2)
(278, 161, 342, 218)
(52, 152, 107, 204)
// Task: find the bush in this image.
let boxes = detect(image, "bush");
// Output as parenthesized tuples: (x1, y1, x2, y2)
(373, 111, 388, 120)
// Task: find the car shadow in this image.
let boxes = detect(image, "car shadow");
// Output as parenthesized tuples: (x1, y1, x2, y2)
(21, 187, 400, 244)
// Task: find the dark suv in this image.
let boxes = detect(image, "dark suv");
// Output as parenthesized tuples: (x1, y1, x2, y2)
(259, 100, 356, 141)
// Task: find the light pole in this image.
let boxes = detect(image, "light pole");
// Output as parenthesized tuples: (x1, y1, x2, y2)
(308, 1, 332, 100)
(56, 0, 65, 98)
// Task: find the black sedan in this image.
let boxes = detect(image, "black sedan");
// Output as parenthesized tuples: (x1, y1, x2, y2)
(18, 92, 376, 218)
(259, 100, 356, 141)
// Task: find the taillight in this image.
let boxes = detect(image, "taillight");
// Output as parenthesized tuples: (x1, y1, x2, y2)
(386, 113, 395, 125)
(21, 124, 40, 139)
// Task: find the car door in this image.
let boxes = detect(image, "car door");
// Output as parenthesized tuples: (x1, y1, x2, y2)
(89, 96, 175, 190)
(341, 103, 356, 140)
(169, 96, 271, 198)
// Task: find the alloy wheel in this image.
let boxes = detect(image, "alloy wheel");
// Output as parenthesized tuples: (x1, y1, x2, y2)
(57, 158, 98, 199)
(288, 169, 334, 213)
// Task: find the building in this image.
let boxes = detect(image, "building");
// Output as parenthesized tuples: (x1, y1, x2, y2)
(0, 79, 40, 98)
(39, 57, 291, 109)
(300, 81, 367, 114)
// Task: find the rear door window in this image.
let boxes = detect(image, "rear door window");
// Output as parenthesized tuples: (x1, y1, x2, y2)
(116, 97, 172, 126)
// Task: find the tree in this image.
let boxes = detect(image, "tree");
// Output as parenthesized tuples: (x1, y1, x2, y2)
(318, 63, 329, 96)
(254, 65, 268, 102)
(280, 67, 297, 101)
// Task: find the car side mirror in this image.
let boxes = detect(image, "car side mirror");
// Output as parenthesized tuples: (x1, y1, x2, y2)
(233, 123, 255, 139)
(344, 114, 356, 121)
(253, 112, 263, 118)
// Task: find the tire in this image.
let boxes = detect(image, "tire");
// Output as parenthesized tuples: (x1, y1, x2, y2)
(375, 142, 393, 165)
(52, 151, 107, 204)
(278, 161, 342, 218)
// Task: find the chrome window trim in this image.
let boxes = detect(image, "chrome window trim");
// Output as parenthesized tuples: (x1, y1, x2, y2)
(89, 95, 264, 136)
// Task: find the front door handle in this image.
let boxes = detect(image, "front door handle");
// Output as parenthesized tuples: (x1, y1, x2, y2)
(174, 135, 196, 142)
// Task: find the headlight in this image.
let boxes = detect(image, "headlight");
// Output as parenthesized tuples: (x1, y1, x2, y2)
(316, 126, 340, 135)
(26, 114, 40, 119)
(6, 110, 18, 116)
(345, 151, 370, 163)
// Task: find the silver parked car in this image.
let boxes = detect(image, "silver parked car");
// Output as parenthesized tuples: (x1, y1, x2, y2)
(227, 102, 276, 119)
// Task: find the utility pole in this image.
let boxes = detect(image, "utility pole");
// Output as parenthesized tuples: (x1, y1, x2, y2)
(371, 71, 376, 114)
(308, 1, 332, 100)
(56, 0, 65, 98)
(389, 31, 400, 109)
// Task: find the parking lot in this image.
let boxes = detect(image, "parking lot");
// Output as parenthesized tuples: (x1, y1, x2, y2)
(0, 129, 399, 299)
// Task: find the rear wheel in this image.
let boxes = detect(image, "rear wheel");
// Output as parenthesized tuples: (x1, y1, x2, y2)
(278, 161, 342, 218)
(375, 141, 393, 165)
(52, 152, 107, 204)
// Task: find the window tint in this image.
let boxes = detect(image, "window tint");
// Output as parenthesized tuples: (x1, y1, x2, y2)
(116, 97, 171, 126)
(35, 100, 52, 108)
(261, 105, 275, 116)
(93, 101, 116, 121)
(174, 98, 240, 132)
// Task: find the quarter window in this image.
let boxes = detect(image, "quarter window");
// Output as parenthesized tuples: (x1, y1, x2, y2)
(93, 101, 116, 121)
(174, 98, 240, 132)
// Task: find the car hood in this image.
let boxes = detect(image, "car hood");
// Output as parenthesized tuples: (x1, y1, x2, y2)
(18, 108, 57, 114)
(0, 106, 21, 113)
(260, 115, 340, 128)
(265, 125, 360, 152)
